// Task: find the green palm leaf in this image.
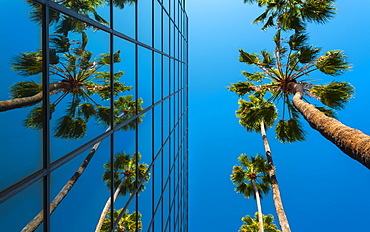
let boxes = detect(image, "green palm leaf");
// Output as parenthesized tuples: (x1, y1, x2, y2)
(102, 152, 150, 196)
(240, 213, 280, 232)
(275, 118, 305, 143)
(310, 81, 354, 109)
(10, 81, 41, 98)
(54, 115, 87, 139)
(231, 154, 271, 200)
(315, 50, 351, 76)
(24, 104, 56, 130)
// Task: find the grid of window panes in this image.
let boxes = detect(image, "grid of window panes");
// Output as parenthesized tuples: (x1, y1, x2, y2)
(0, 0, 188, 231)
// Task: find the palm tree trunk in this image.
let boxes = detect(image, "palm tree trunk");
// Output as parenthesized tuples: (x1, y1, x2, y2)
(260, 121, 291, 232)
(291, 83, 370, 170)
(0, 82, 70, 112)
(21, 111, 129, 231)
(252, 179, 264, 232)
(21, 139, 103, 232)
(95, 175, 129, 232)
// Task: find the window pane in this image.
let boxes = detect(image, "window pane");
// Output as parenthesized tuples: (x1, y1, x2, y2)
(0, 0, 42, 191)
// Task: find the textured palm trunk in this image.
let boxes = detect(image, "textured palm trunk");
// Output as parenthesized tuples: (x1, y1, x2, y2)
(21, 139, 103, 232)
(260, 122, 291, 232)
(252, 179, 264, 232)
(95, 175, 129, 232)
(291, 83, 370, 170)
(0, 82, 70, 112)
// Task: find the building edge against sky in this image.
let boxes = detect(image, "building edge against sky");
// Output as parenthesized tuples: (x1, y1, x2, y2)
(0, 0, 188, 231)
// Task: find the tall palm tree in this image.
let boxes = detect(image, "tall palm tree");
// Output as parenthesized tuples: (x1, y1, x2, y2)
(243, 0, 336, 31)
(240, 212, 280, 232)
(232, 95, 291, 232)
(231, 154, 271, 232)
(95, 152, 150, 232)
(100, 209, 142, 232)
(228, 30, 370, 169)
(1, 36, 142, 139)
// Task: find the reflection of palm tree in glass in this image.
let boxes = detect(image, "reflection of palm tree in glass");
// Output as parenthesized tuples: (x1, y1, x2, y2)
(27, 0, 136, 36)
(239, 212, 280, 232)
(231, 154, 271, 232)
(101, 209, 142, 232)
(1, 36, 142, 139)
(95, 152, 150, 232)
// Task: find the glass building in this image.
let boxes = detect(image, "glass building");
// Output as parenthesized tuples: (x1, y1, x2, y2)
(0, 0, 188, 231)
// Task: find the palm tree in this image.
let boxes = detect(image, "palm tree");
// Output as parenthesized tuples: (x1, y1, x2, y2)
(100, 209, 142, 232)
(232, 95, 291, 232)
(95, 152, 150, 232)
(1, 36, 142, 139)
(231, 154, 271, 232)
(243, 0, 336, 31)
(240, 212, 280, 232)
(229, 30, 370, 169)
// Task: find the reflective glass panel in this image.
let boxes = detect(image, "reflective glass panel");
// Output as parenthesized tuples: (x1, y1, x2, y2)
(0, 0, 42, 191)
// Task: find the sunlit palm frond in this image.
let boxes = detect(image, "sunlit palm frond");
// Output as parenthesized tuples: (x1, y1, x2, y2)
(310, 81, 354, 110)
(101, 209, 142, 232)
(301, 0, 336, 24)
(231, 154, 270, 199)
(246, 0, 336, 31)
(239, 49, 260, 65)
(227, 81, 256, 97)
(240, 213, 280, 232)
(315, 50, 351, 76)
(236, 96, 277, 132)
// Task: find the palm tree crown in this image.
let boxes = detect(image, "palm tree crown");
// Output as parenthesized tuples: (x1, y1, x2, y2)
(231, 154, 271, 199)
(228, 30, 353, 143)
(4, 36, 142, 139)
(101, 209, 142, 232)
(244, 0, 336, 31)
(102, 152, 150, 196)
(240, 212, 280, 232)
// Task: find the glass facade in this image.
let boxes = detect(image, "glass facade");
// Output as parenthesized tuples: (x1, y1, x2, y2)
(0, 0, 188, 231)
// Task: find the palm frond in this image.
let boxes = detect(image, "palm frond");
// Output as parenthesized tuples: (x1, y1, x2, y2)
(310, 81, 354, 110)
(54, 115, 87, 139)
(315, 50, 351, 76)
(298, 45, 320, 63)
(10, 81, 42, 98)
(227, 81, 255, 97)
(239, 49, 260, 65)
(275, 118, 306, 143)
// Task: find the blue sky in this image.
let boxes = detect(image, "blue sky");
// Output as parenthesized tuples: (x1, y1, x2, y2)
(188, 0, 370, 231)
(1, 1, 370, 231)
